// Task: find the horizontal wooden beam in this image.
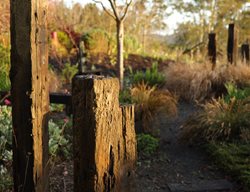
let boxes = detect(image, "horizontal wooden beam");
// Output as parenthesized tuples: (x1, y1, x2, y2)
(1, 91, 72, 105)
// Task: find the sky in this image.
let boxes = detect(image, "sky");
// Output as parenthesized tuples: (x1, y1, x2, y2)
(63, 0, 185, 35)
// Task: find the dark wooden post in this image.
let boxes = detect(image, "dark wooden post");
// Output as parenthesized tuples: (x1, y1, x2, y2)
(208, 33, 216, 69)
(227, 23, 238, 65)
(10, 0, 49, 191)
(72, 75, 136, 192)
(241, 43, 250, 64)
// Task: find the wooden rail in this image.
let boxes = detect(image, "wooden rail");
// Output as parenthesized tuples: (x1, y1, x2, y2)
(0, 91, 72, 114)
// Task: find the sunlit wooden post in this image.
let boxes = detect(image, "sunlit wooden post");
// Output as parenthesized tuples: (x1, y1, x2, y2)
(72, 75, 136, 192)
(227, 23, 238, 65)
(208, 33, 216, 70)
(10, 0, 49, 191)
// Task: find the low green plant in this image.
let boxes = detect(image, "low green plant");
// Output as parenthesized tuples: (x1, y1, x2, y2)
(224, 82, 250, 103)
(48, 118, 72, 160)
(50, 103, 65, 112)
(57, 31, 73, 51)
(0, 106, 73, 190)
(131, 62, 165, 87)
(124, 35, 140, 53)
(137, 134, 159, 158)
(82, 28, 110, 53)
(62, 63, 78, 84)
(208, 142, 250, 191)
(119, 89, 132, 104)
(0, 106, 12, 191)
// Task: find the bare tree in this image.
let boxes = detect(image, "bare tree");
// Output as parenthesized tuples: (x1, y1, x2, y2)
(94, 0, 133, 89)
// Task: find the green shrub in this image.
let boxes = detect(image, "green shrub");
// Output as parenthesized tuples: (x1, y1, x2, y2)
(50, 104, 65, 112)
(224, 82, 250, 103)
(62, 63, 78, 84)
(119, 89, 132, 104)
(0, 106, 12, 191)
(137, 134, 159, 158)
(124, 35, 140, 53)
(131, 62, 165, 87)
(82, 28, 111, 53)
(48, 119, 72, 160)
(0, 106, 73, 190)
(57, 31, 73, 51)
(0, 44, 10, 91)
(208, 142, 250, 191)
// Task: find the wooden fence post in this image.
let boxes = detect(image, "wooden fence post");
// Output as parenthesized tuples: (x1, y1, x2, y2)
(241, 43, 250, 64)
(227, 23, 238, 65)
(10, 0, 49, 191)
(208, 33, 216, 69)
(72, 75, 136, 192)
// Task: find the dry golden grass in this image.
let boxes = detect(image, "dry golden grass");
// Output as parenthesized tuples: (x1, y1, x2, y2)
(165, 62, 250, 101)
(180, 97, 250, 144)
(131, 83, 177, 134)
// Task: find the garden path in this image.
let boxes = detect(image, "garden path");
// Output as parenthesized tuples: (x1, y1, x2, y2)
(134, 101, 240, 192)
(49, 101, 240, 191)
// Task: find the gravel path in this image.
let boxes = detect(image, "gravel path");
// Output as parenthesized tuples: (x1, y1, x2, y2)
(134, 101, 239, 192)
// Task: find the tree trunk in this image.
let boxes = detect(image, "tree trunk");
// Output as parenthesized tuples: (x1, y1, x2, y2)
(117, 20, 124, 90)
(10, 0, 49, 191)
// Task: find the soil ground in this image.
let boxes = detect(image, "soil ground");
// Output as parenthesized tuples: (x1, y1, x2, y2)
(134, 101, 241, 192)
(49, 101, 242, 192)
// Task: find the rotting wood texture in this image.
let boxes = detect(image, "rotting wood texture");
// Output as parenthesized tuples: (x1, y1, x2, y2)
(10, 0, 49, 191)
(72, 76, 136, 192)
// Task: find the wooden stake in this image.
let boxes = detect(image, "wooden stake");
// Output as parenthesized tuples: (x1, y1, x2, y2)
(241, 43, 250, 64)
(10, 0, 49, 191)
(208, 33, 216, 69)
(227, 23, 238, 65)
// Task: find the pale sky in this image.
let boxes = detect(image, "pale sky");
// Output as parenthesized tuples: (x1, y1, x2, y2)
(63, 0, 189, 35)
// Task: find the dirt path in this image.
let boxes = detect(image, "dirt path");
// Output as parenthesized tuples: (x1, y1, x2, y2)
(49, 102, 239, 191)
(134, 101, 239, 192)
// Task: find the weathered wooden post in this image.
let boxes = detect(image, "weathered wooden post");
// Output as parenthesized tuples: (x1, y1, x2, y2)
(241, 42, 249, 64)
(208, 33, 216, 70)
(72, 75, 136, 192)
(10, 0, 49, 191)
(227, 23, 238, 65)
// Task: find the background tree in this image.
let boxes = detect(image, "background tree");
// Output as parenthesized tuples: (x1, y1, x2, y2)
(169, 0, 249, 58)
(125, 0, 168, 53)
(94, 0, 133, 89)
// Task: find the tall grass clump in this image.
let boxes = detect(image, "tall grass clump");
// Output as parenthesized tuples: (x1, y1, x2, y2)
(181, 84, 250, 144)
(131, 83, 177, 134)
(165, 63, 250, 101)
